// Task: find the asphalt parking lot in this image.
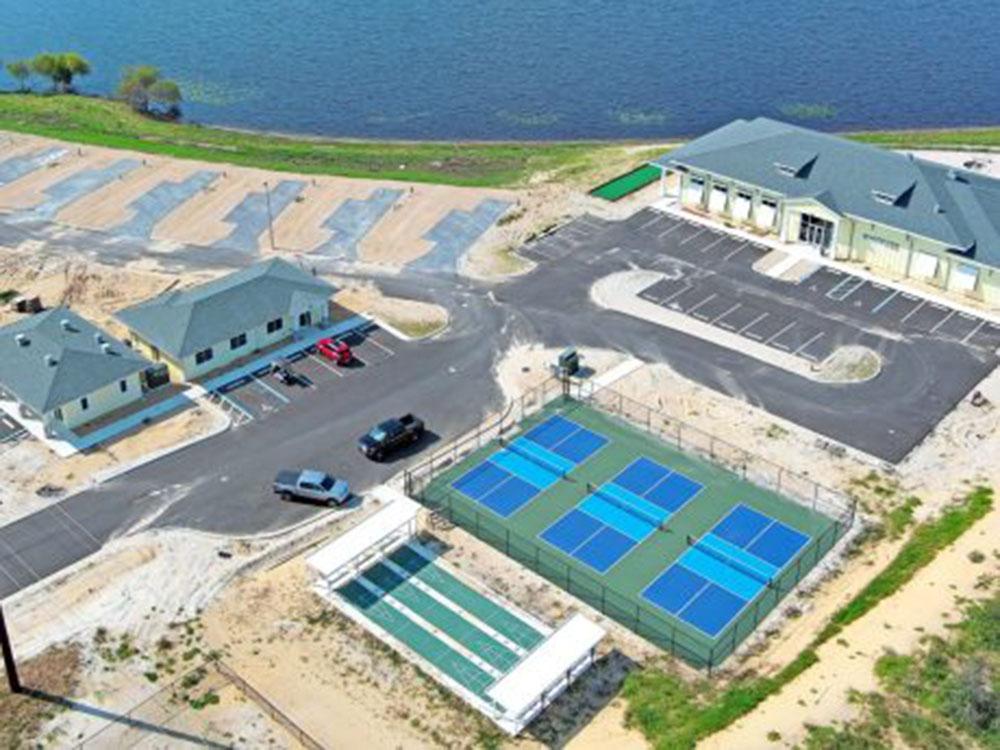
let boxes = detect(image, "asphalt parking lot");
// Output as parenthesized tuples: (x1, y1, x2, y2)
(617, 209, 1000, 357)
(214, 324, 397, 421)
(0, 412, 25, 443)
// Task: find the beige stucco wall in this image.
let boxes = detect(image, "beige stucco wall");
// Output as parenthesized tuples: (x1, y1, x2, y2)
(52, 370, 145, 430)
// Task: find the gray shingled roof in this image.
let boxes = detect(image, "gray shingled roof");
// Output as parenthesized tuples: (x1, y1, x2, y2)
(0, 308, 150, 414)
(114, 258, 335, 359)
(653, 118, 1000, 269)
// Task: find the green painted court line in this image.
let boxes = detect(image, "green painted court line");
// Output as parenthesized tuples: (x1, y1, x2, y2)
(361, 561, 520, 672)
(590, 164, 661, 201)
(391, 545, 545, 650)
(338, 579, 496, 697)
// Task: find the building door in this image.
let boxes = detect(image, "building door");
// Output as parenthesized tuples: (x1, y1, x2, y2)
(298, 311, 312, 327)
(798, 213, 834, 250)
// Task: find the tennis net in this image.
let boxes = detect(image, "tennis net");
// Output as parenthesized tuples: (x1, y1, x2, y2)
(687, 535, 772, 587)
(500, 437, 568, 479)
(588, 482, 662, 528)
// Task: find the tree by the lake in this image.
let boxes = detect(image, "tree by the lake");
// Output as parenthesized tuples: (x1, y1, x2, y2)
(5, 60, 32, 91)
(31, 52, 91, 92)
(117, 65, 183, 118)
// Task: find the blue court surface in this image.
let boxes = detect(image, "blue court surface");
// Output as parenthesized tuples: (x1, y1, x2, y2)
(451, 415, 608, 518)
(540, 456, 704, 574)
(642, 504, 810, 637)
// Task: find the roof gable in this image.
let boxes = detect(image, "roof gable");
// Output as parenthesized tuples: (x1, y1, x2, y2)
(115, 258, 335, 358)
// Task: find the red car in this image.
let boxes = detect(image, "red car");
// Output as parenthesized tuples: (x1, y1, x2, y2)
(316, 338, 353, 365)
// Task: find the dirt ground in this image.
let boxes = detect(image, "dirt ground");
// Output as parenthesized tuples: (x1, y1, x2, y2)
(331, 278, 450, 339)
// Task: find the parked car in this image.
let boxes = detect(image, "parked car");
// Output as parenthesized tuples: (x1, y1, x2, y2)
(273, 470, 350, 506)
(358, 414, 425, 461)
(316, 338, 353, 365)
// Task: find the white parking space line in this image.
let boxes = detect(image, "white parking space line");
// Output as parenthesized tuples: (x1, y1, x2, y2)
(871, 289, 899, 314)
(307, 352, 344, 377)
(0, 536, 39, 582)
(900, 300, 926, 324)
(251, 374, 291, 404)
(766, 322, 797, 345)
(724, 242, 749, 261)
(658, 222, 685, 239)
(698, 236, 727, 254)
(740, 312, 769, 336)
(686, 293, 718, 317)
(660, 284, 691, 305)
(365, 333, 396, 357)
(712, 303, 742, 325)
(795, 332, 825, 355)
(50, 506, 101, 551)
(930, 310, 955, 334)
(679, 228, 707, 246)
(963, 319, 987, 344)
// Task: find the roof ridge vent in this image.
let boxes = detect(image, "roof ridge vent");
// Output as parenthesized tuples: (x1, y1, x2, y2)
(934, 203, 945, 214)
(60, 318, 72, 331)
(947, 169, 958, 180)
(15, 333, 29, 346)
(94, 332, 105, 344)
(44, 354, 57, 367)
(101, 342, 114, 355)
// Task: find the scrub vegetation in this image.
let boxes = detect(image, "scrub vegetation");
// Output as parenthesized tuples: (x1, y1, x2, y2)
(622, 486, 993, 749)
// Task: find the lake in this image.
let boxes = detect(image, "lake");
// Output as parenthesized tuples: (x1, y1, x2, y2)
(2, 1, 998, 140)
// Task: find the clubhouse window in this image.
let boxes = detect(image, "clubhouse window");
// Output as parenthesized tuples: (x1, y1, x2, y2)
(230, 333, 247, 350)
(267, 318, 284, 334)
(195, 347, 214, 365)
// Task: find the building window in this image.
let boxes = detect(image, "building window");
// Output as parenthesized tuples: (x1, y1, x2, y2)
(266, 318, 284, 334)
(80, 397, 89, 411)
(195, 347, 214, 365)
(298, 311, 312, 327)
(119, 379, 128, 393)
(230, 333, 247, 350)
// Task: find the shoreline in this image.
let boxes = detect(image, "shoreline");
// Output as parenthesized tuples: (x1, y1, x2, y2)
(1, 92, 999, 188)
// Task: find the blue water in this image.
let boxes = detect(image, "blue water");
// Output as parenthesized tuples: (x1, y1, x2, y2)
(2, 1, 997, 140)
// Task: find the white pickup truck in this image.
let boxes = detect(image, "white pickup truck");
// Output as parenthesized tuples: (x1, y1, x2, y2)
(273, 470, 350, 506)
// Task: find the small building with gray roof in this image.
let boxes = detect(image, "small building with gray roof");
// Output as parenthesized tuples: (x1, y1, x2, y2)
(651, 117, 1000, 303)
(115, 258, 335, 381)
(0, 308, 151, 430)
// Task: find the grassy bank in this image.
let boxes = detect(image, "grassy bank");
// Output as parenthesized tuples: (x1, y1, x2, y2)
(0, 93, 665, 188)
(623, 486, 994, 749)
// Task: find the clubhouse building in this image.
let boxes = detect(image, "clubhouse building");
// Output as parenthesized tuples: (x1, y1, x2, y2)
(652, 118, 1000, 303)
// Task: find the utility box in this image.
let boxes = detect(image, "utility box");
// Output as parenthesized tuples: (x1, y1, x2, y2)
(10, 296, 42, 314)
(556, 347, 579, 378)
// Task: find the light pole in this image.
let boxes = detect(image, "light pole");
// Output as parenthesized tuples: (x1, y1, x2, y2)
(0, 603, 21, 694)
(263, 181, 275, 251)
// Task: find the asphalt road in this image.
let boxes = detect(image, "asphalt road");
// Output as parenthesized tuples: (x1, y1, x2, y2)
(0, 208, 994, 598)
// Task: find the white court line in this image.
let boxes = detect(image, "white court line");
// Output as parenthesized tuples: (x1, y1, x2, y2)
(930, 310, 956, 334)
(739, 312, 769, 335)
(698, 236, 727, 254)
(724, 242, 749, 261)
(963, 319, 987, 344)
(765, 321, 797, 345)
(900, 300, 926, 324)
(686, 293, 718, 317)
(712, 303, 742, 325)
(679, 228, 707, 246)
(307, 352, 344, 377)
(795, 332, 825, 355)
(871, 288, 899, 314)
(251, 374, 291, 404)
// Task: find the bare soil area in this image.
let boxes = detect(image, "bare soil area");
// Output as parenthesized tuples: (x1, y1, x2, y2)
(332, 279, 449, 339)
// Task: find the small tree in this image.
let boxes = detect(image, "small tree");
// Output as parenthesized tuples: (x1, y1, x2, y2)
(31, 52, 91, 92)
(5, 60, 31, 92)
(117, 65, 182, 118)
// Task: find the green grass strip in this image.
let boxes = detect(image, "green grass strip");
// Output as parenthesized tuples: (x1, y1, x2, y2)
(622, 485, 994, 750)
(590, 163, 661, 201)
